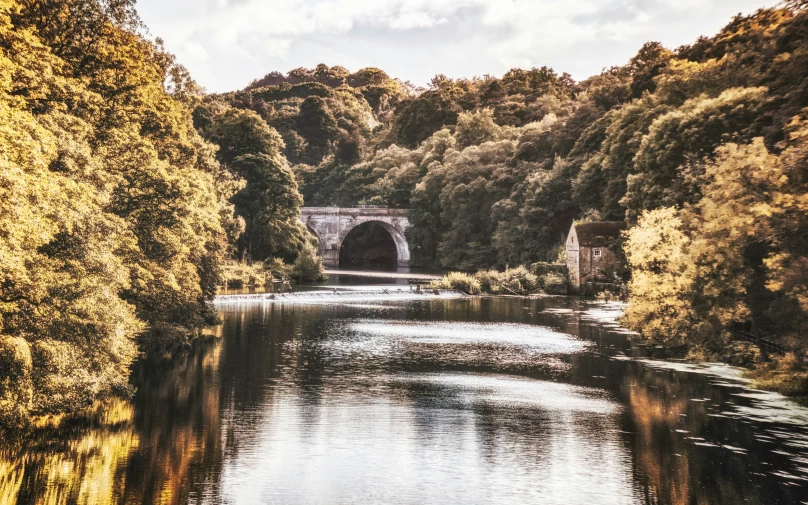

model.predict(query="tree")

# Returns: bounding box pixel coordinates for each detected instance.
[0,0,234,424]
[623,208,696,345]
[623,87,768,220]
[203,108,305,261]
[296,96,340,164]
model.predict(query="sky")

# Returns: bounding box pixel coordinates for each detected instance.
[136,0,778,93]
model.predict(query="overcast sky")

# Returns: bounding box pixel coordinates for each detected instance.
[136,0,777,93]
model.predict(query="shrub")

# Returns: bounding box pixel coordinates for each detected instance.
[222,262,275,289]
[429,272,482,294]
[471,266,539,295]
[292,241,326,282]
[477,266,539,295]
[434,267,542,295]
[264,257,294,280]
[475,269,503,293]
[541,273,568,295]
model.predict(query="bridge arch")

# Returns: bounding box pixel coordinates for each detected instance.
[337,219,410,268]
[300,207,411,267]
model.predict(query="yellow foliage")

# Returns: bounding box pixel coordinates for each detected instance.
[0,0,235,423]
[623,207,696,344]
[625,129,808,360]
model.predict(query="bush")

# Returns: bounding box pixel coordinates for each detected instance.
[474,269,503,293]
[540,272,568,295]
[433,266,547,296]
[264,257,294,280]
[429,272,482,294]
[474,266,538,295]
[292,242,326,282]
[222,261,276,289]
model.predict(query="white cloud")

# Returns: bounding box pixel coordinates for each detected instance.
[136,0,777,92]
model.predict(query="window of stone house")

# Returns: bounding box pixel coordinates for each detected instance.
[593,249,602,257]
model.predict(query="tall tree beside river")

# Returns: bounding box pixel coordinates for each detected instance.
[195,104,308,263]
[0,0,235,426]
[624,128,808,379]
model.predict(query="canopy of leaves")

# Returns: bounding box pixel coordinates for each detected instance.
[0,0,234,425]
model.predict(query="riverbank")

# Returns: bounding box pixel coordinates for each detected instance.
[428,267,567,296]
[589,300,808,401]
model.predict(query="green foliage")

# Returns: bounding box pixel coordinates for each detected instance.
[214,64,385,169]
[432,266,552,296]
[428,272,482,295]
[221,262,270,289]
[5,0,808,421]
[292,240,326,282]
[200,107,306,262]
[623,87,769,219]
[264,258,294,281]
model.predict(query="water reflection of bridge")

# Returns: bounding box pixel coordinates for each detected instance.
[300,207,411,267]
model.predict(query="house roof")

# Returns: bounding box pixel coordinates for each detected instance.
[573,221,626,246]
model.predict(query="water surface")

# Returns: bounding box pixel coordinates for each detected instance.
[2,279,807,504]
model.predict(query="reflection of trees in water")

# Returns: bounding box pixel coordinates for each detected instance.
[4,300,807,504]
[209,304,337,469]
[0,400,136,505]
[122,335,224,505]
[621,365,772,505]
[0,334,230,505]
[623,370,691,505]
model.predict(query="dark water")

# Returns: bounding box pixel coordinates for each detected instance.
[2,281,808,504]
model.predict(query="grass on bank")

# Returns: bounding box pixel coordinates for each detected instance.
[428,265,567,296]
[221,243,327,289]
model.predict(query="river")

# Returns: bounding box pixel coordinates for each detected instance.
[1,274,807,504]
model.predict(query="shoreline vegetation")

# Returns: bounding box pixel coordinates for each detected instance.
[0,0,325,430]
[428,265,567,296]
[2,0,808,429]
[432,264,808,398]
[220,247,327,290]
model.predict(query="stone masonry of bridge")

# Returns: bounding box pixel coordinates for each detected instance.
[300,207,411,267]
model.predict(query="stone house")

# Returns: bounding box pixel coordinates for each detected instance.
[565,221,627,293]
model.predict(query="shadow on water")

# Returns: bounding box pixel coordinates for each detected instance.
[1,291,807,504]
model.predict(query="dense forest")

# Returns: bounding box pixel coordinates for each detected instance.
[202,3,808,392]
[0,0,312,427]
[1,0,807,428]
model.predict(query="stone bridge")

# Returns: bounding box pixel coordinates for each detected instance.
[300,207,411,267]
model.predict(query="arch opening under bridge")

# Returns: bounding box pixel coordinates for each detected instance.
[300,207,411,268]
